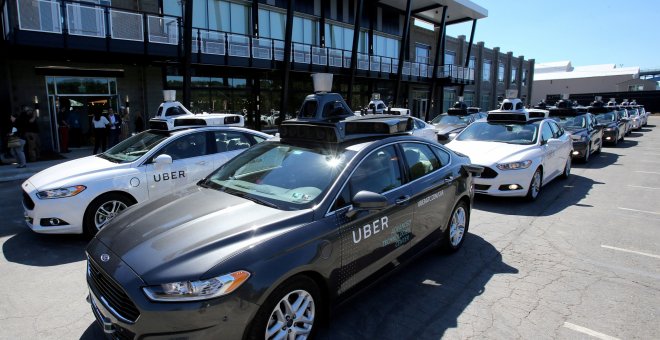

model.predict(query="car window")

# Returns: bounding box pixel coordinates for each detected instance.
[377,103,386,110]
[548,121,562,138]
[402,143,441,180]
[541,123,554,143]
[154,132,207,160]
[212,131,253,153]
[431,146,451,167]
[350,145,402,195]
[322,101,347,117]
[299,100,318,118]
[165,106,186,117]
[414,119,425,129]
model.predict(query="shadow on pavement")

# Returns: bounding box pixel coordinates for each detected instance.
[475,173,603,217]
[2,230,88,266]
[612,139,638,149]
[318,234,517,339]
[572,150,620,170]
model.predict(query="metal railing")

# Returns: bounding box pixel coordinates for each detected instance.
[13,0,475,82]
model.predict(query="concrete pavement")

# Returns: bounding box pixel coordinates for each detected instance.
[0,147,92,183]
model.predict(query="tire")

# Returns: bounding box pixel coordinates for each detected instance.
[613,132,619,146]
[83,193,133,237]
[247,275,321,340]
[582,144,590,163]
[440,201,470,253]
[560,156,571,179]
[595,140,602,154]
[620,131,625,142]
[525,168,542,201]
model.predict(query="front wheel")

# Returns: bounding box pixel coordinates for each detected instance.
[83,193,133,237]
[247,276,321,340]
[560,157,571,179]
[582,144,590,163]
[440,201,470,253]
[525,168,542,201]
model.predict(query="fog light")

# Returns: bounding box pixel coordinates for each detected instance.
[508,184,520,190]
[605,136,611,140]
[40,218,70,226]
[572,151,579,155]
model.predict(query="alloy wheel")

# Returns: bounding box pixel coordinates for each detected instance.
[265,289,315,340]
[449,206,467,247]
[94,200,128,230]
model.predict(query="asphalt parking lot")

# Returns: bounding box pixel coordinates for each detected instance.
[1,117,659,339]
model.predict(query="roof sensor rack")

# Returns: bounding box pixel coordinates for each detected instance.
[280,115,413,143]
[549,99,580,117]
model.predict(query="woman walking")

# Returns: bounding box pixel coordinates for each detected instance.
[92,111,110,154]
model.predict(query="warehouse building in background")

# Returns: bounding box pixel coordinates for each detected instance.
[0,0,533,154]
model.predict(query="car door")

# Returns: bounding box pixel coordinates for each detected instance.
[540,122,560,179]
[586,114,600,151]
[548,121,569,170]
[333,144,414,294]
[210,130,265,169]
[401,142,456,251]
[145,131,213,199]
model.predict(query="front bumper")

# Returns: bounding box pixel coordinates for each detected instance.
[570,141,588,158]
[21,180,85,234]
[472,165,534,197]
[86,239,259,340]
[602,130,617,143]
[631,119,641,129]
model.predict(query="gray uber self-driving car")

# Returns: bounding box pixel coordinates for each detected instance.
[86,115,482,339]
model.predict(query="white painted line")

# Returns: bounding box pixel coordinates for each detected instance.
[601,245,660,260]
[627,185,660,190]
[618,207,660,215]
[634,171,660,175]
[563,322,620,340]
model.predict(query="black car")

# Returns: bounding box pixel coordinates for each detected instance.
[85,115,482,339]
[431,100,483,144]
[591,101,626,146]
[549,100,603,162]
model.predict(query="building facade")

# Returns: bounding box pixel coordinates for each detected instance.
[1,0,533,155]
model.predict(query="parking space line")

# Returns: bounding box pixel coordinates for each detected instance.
[617,207,660,216]
[634,171,660,175]
[627,185,660,190]
[563,322,620,340]
[601,245,660,260]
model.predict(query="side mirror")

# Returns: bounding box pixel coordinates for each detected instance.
[153,154,173,165]
[346,191,388,218]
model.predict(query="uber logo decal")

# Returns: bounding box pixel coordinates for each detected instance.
[352,216,389,244]
[153,171,186,182]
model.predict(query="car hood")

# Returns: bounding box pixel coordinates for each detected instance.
[27,155,129,189]
[446,141,537,166]
[564,127,587,136]
[434,124,465,135]
[96,186,310,283]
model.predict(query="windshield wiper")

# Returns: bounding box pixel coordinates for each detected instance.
[232,191,279,209]
[96,153,121,163]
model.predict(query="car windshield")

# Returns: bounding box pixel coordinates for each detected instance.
[627,109,639,116]
[551,115,587,129]
[431,115,470,125]
[456,121,539,145]
[99,130,170,163]
[202,142,355,210]
[595,113,615,123]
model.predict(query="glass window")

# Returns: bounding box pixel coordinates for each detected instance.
[415,44,430,63]
[541,123,553,143]
[522,69,528,86]
[511,67,517,84]
[468,57,475,69]
[402,143,441,180]
[349,145,401,194]
[445,52,455,65]
[457,121,539,145]
[548,121,563,138]
[163,1,182,17]
[192,0,207,29]
[481,94,490,110]
[482,60,491,81]
[205,143,354,210]
[156,132,208,160]
[498,63,505,83]
[442,89,456,112]
[230,2,248,34]
[212,131,252,152]
[270,11,285,39]
[431,146,451,167]
[258,9,270,37]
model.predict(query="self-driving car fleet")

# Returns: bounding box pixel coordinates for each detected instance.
[18,80,653,339]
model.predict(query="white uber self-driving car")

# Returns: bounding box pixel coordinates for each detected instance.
[22,125,271,236]
[446,97,573,200]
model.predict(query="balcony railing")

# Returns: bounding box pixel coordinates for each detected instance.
[12,0,475,83]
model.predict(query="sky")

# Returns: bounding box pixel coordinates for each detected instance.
[445,0,660,69]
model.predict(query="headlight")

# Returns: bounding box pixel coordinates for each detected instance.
[36,185,86,199]
[497,160,532,170]
[142,270,250,302]
[604,127,614,131]
[570,134,586,142]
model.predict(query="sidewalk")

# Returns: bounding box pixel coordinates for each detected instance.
[0,147,93,183]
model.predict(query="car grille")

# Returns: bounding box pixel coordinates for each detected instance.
[23,190,35,210]
[474,184,491,191]
[88,259,140,323]
[480,167,498,179]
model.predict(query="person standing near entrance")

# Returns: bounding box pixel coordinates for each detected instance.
[22,106,40,162]
[92,111,110,154]
[58,106,70,153]
[7,114,26,168]
[107,107,122,147]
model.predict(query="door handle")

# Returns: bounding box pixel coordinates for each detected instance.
[395,195,411,205]
[444,176,454,184]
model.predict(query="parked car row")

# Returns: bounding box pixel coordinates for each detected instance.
[18,84,652,339]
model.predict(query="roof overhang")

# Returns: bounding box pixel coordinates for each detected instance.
[379,0,487,25]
